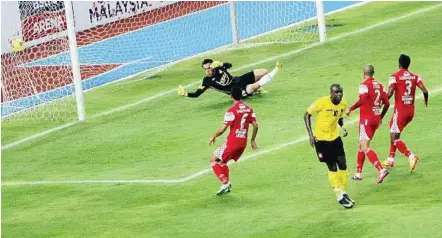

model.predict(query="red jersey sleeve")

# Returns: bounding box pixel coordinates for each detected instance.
[349,83,369,111]
[223,110,235,126]
[416,74,424,87]
[249,109,256,123]
[389,75,397,90]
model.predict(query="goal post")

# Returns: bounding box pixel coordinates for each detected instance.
[316,0,327,43]
[229,1,239,45]
[64,1,85,121]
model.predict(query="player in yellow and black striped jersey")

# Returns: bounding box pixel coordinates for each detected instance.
[304,83,355,209]
[177,59,283,98]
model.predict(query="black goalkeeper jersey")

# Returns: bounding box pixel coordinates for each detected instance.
[187,63,236,97]
[202,67,234,94]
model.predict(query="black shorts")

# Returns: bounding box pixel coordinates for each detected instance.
[233,71,255,92]
[314,137,345,163]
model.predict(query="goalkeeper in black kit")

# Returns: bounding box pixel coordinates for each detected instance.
[178,59,283,98]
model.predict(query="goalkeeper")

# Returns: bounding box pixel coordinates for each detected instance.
[178,59,283,98]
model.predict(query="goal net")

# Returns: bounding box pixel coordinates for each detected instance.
[1,1,323,122]
[1,1,76,121]
[235,1,319,45]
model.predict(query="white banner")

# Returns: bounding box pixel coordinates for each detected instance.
[72,1,177,31]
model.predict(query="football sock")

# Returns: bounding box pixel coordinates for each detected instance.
[257,67,279,87]
[356,151,365,173]
[222,164,230,184]
[337,170,349,191]
[394,140,412,157]
[211,162,228,184]
[328,171,342,200]
[389,142,396,158]
[365,149,383,171]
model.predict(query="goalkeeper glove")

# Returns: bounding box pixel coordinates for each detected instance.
[210,61,223,69]
[177,85,187,96]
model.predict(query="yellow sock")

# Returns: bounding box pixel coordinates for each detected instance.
[337,170,349,191]
[328,171,341,197]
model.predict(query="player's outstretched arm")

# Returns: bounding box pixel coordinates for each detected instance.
[417,84,429,106]
[347,93,368,116]
[178,85,208,98]
[250,121,259,151]
[209,124,229,145]
[187,87,207,98]
[304,112,316,148]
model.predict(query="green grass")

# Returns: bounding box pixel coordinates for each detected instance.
[2,2,442,237]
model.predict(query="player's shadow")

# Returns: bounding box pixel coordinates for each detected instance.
[191,190,256,210]
[350,167,428,206]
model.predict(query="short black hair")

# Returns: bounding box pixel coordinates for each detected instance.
[231,86,243,101]
[202,59,213,67]
[399,54,411,69]
[363,64,375,76]
[330,83,342,92]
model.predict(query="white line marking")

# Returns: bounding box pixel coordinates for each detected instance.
[1,121,80,150]
[3,87,441,186]
[2,3,441,151]
[88,83,198,119]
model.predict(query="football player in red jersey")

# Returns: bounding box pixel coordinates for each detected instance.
[383,54,428,172]
[208,86,259,195]
[346,65,390,183]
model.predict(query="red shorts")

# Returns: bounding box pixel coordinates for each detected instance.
[389,108,414,133]
[359,118,381,141]
[214,141,246,163]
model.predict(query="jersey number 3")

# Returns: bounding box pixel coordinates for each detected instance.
[405,80,412,95]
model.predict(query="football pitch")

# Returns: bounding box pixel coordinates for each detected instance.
[2,2,442,237]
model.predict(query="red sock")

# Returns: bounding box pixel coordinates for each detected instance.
[389,142,396,158]
[356,151,365,173]
[365,149,383,171]
[222,164,230,183]
[395,140,411,157]
[211,163,228,184]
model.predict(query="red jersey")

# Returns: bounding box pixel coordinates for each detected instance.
[350,78,389,121]
[223,101,256,147]
[389,69,424,111]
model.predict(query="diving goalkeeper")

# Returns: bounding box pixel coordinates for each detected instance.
[178,59,283,98]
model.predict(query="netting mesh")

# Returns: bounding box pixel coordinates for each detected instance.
[236,1,318,44]
[1,1,76,120]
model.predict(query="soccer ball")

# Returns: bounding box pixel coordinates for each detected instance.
[11,39,24,52]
